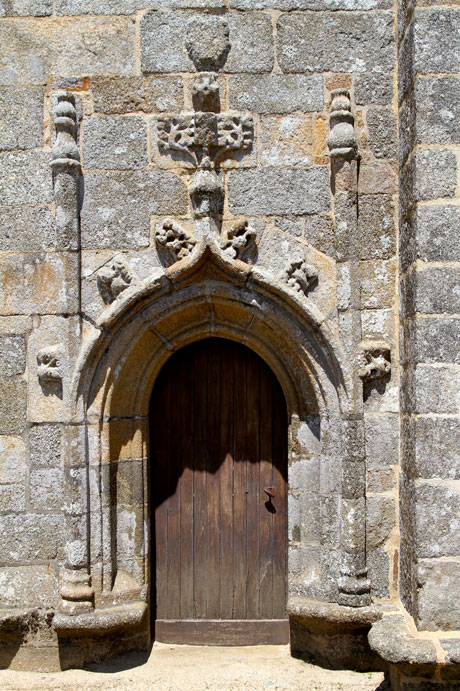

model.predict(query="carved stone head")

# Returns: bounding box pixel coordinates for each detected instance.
[37,344,63,384]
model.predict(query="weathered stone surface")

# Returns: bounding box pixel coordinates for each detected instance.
[82,116,148,171]
[355,72,394,105]
[304,215,335,257]
[358,159,397,195]
[365,414,398,469]
[441,638,460,665]
[92,76,183,114]
[141,11,274,73]
[259,115,313,167]
[56,0,225,13]
[412,316,460,365]
[413,418,460,480]
[229,75,323,114]
[415,205,460,262]
[0,17,135,86]
[0,87,43,150]
[414,9,460,74]
[0,514,62,564]
[358,195,395,260]
[29,424,62,467]
[415,268,460,315]
[0,335,25,377]
[0,207,55,251]
[415,76,460,145]
[408,365,460,414]
[366,107,397,159]
[30,468,63,511]
[362,308,394,342]
[0,0,52,15]
[413,149,457,201]
[0,436,26,484]
[0,378,26,435]
[0,151,52,205]
[367,496,396,550]
[368,613,437,664]
[418,560,460,630]
[81,171,187,249]
[415,484,460,558]
[367,549,390,598]
[0,565,57,608]
[0,483,25,512]
[360,259,395,308]
[232,0,391,7]
[277,12,394,74]
[228,168,330,216]
[0,252,79,315]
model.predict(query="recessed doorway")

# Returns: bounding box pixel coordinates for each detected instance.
[150,337,288,645]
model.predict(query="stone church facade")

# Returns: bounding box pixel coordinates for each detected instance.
[0,1,459,688]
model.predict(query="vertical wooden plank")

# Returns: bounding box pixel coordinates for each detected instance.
[152,368,169,620]
[206,340,222,618]
[272,377,288,619]
[219,341,235,619]
[180,348,194,618]
[259,360,274,619]
[193,343,208,618]
[166,356,181,619]
[232,343,248,619]
[246,350,260,618]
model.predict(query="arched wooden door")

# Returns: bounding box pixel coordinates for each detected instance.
[150,338,288,645]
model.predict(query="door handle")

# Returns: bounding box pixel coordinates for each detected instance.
[263,486,275,499]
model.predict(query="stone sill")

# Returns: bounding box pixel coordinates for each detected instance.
[367,604,460,667]
[53,601,147,638]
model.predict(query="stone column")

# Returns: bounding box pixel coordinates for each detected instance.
[329,90,370,607]
[51,92,93,614]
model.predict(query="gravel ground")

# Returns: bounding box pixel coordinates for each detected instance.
[0,644,385,690]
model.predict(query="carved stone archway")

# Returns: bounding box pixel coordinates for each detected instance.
[53,243,369,653]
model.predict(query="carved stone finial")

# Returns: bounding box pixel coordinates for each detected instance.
[37,344,63,385]
[185,16,231,72]
[155,219,196,265]
[96,256,136,305]
[222,219,257,262]
[359,342,391,381]
[282,257,318,296]
[328,89,357,159]
[51,91,80,170]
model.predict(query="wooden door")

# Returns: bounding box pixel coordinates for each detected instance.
[150,338,288,645]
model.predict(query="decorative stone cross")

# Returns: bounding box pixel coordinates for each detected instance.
[154,16,255,263]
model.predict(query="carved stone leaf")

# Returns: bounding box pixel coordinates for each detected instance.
[282,258,318,296]
[222,219,257,262]
[155,219,196,265]
[216,115,254,154]
[157,115,195,154]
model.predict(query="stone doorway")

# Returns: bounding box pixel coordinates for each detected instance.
[149,338,289,645]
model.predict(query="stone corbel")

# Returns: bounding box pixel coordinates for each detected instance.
[96,255,138,305]
[359,341,391,381]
